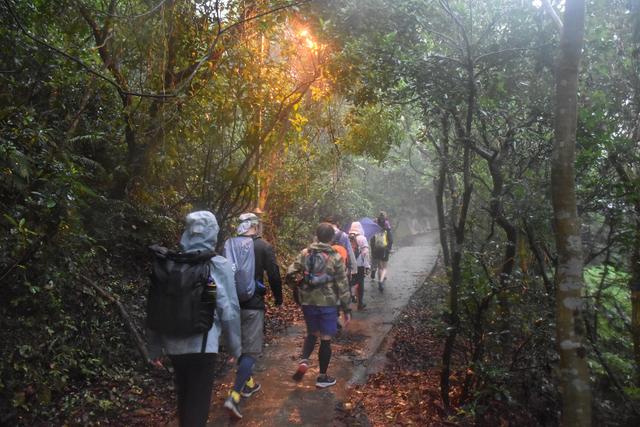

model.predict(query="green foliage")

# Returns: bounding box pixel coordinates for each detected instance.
[340,105,405,161]
[584,266,635,389]
[585,266,631,313]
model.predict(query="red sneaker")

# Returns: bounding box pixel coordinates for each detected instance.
[292,359,309,382]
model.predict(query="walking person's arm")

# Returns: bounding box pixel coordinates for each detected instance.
[332,256,351,325]
[286,250,306,286]
[286,250,307,305]
[147,329,164,366]
[360,237,371,270]
[264,243,283,306]
[216,264,242,358]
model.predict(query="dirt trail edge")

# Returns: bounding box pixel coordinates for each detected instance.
[207,231,439,426]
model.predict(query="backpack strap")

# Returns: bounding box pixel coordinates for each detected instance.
[309,249,317,271]
[201,261,214,353]
[201,331,209,353]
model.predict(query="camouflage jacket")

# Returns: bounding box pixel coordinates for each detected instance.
[286,242,351,311]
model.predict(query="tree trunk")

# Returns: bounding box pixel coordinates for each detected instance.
[440,185,471,408]
[435,113,451,269]
[524,219,554,295]
[487,156,517,291]
[630,208,640,384]
[440,46,475,408]
[630,2,640,385]
[487,155,517,349]
[550,1,592,425]
[434,170,450,268]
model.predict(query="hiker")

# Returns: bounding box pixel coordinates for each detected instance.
[370,211,391,281]
[370,212,393,292]
[348,221,371,310]
[223,212,283,419]
[322,215,358,326]
[148,211,241,427]
[331,235,350,331]
[380,210,392,230]
[322,215,357,277]
[286,222,351,387]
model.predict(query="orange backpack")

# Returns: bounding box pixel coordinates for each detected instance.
[332,244,347,266]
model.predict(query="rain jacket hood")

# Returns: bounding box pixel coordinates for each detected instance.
[180,211,219,252]
[348,221,365,236]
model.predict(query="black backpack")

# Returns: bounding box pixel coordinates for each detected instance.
[147,244,217,338]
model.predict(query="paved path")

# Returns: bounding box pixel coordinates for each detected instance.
[207,232,439,426]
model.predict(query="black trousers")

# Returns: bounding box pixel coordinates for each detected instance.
[354,266,366,307]
[169,353,217,427]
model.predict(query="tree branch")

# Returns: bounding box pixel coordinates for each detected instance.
[542,0,564,33]
[81,275,151,365]
[76,0,170,20]
[474,44,551,65]
[175,0,312,92]
[4,0,173,99]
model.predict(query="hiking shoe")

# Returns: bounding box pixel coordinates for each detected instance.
[378,280,384,292]
[224,395,243,419]
[241,381,261,398]
[316,374,337,388]
[292,359,309,382]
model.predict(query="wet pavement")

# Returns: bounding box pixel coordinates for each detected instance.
[206,232,439,426]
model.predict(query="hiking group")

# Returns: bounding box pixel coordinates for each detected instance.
[146,210,393,426]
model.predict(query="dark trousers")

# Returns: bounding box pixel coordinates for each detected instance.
[170,353,217,427]
[354,266,366,307]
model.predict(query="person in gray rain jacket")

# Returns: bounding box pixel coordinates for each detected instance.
[148,211,241,427]
[348,221,371,310]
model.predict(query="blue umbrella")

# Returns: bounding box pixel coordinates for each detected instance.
[357,217,382,241]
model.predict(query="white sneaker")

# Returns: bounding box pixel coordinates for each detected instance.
[316,374,337,388]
